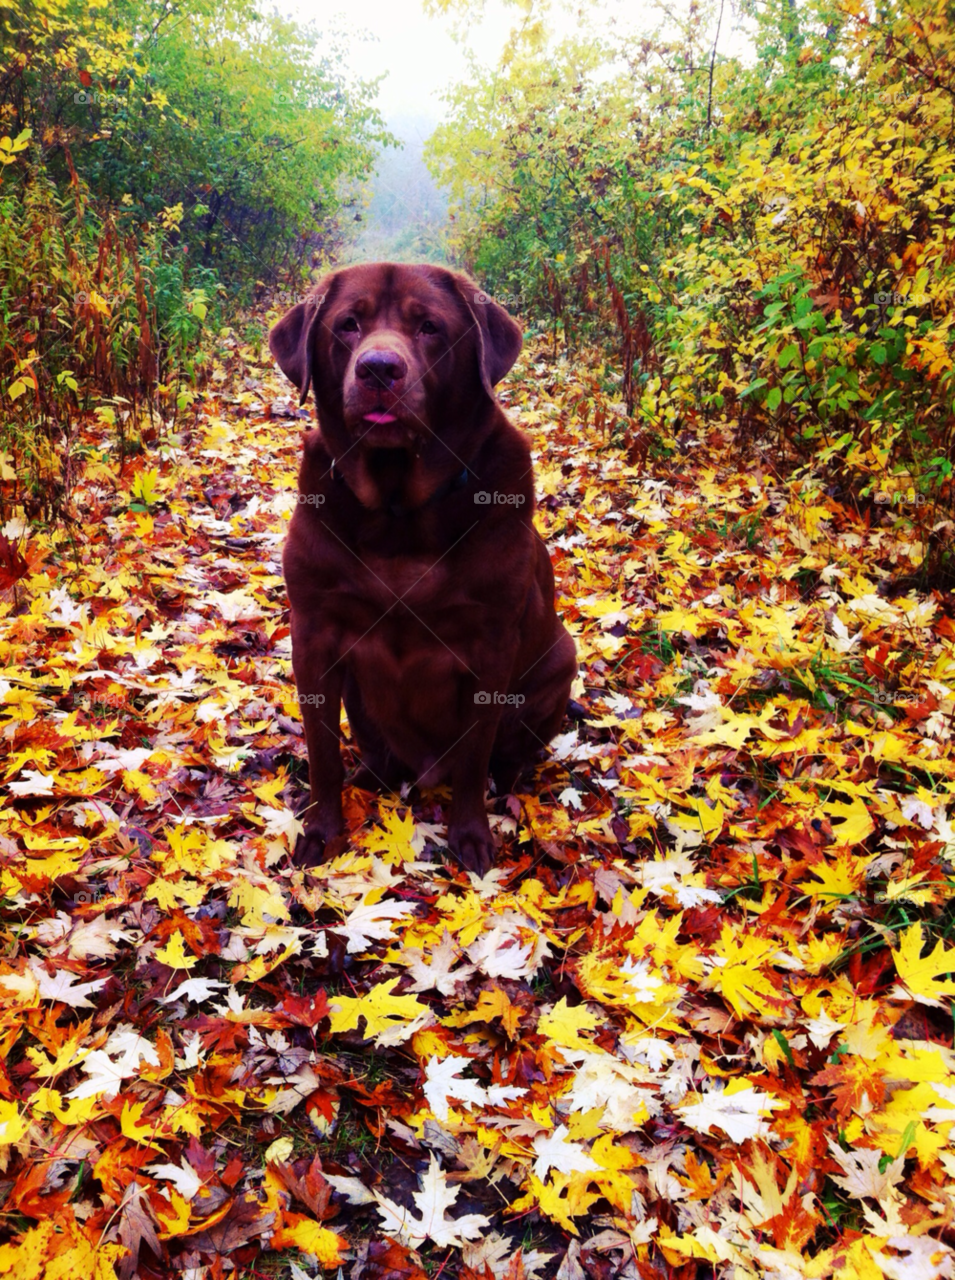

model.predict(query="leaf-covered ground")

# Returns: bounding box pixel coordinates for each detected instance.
[2,332,955,1280]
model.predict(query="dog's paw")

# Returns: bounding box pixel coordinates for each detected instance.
[448,819,496,878]
[347,764,385,793]
[293,825,346,870]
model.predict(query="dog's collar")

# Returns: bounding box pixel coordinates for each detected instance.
[329,460,469,518]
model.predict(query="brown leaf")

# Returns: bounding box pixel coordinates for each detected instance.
[351,1238,428,1280]
[189,1192,275,1256]
[118,1181,162,1280]
[268,1153,333,1218]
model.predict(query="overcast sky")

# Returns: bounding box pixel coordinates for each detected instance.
[293,0,566,124]
[290,0,748,130]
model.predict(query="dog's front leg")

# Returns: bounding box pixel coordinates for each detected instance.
[447,673,512,877]
[291,620,346,867]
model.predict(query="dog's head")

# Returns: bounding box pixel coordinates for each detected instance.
[268,263,522,459]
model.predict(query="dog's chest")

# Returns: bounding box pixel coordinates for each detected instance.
[355,551,454,612]
[336,553,474,688]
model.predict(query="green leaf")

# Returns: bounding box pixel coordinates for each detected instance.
[767,387,782,411]
[777,343,799,369]
[772,1029,796,1069]
[739,378,768,398]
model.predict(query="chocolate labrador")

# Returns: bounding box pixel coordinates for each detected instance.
[269,263,576,874]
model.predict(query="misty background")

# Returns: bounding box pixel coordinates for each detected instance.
[343,114,450,264]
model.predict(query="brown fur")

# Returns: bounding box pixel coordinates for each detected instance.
[269,262,576,873]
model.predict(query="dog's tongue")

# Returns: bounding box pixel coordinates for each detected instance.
[363,412,398,424]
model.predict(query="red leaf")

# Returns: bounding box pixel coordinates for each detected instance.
[0,535,29,594]
[280,989,329,1027]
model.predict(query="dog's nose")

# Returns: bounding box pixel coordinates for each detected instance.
[355,349,407,388]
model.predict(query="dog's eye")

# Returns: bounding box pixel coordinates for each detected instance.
[339,317,359,333]
[419,320,438,335]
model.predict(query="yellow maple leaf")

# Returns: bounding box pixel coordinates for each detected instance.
[25,1022,93,1079]
[0,1219,54,1278]
[658,1224,728,1265]
[264,1135,295,1165]
[447,986,522,1038]
[802,933,845,975]
[511,1172,600,1234]
[880,872,943,909]
[0,1216,125,1280]
[327,979,429,1043]
[363,809,420,865]
[657,605,711,636]
[0,1100,28,1146]
[872,1080,949,1162]
[833,1238,884,1280]
[155,930,197,971]
[577,593,630,628]
[120,1099,161,1146]
[272,1215,345,1266]
[15,848,83,880]
[433,891,486,947]
[411,1027,450,1060]
[704,926,789,1021]
[253,771,290,807]
[227,879,290,928]
[893,923,955,1006]
[823,796,876,848]
[29,1088,98,1127]
[798,849,872,909]
[566,1107,605,1141]
[631,910,704,982]
[162,826,236,876]
[576,949,683,1031]
[537,998,600,1053]
[588,1132,639,1209]
[670,797,725,841]
[155,1188,192,1238]
[122,768,158,803]
[232,940,300,984]
[145,878,207,910]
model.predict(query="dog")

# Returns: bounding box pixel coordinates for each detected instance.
[269,263,576,874]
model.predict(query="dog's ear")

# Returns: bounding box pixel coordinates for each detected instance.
[450,272,523,394]
[268,281,332,406]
